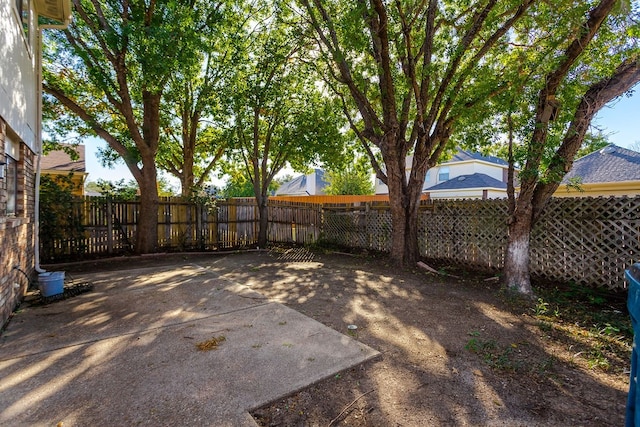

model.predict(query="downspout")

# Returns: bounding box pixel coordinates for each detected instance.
[34,16,72,273]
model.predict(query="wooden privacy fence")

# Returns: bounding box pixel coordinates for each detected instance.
[41,197,322,261]
[322,196,640,289]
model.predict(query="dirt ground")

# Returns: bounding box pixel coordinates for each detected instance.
[57,249,630,426]
[242,248,628,427]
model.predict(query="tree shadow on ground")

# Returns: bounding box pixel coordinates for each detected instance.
[0,251,628,426]
[212,251,628,426]
[3,253,363,425]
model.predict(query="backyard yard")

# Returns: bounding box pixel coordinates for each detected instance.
[40,248,631,426]
[243,248,631,426]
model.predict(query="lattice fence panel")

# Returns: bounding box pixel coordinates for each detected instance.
[421,199,508,269]
[323,196,639,289]
[365,208,392,251]
[322,208,369,249]
[322,205,394,251]
[530,197,640,288]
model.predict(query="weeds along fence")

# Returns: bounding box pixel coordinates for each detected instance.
[40,197,322,262]
[41,195,639,289]
[322,196,640,289]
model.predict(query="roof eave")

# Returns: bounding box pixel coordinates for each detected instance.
[34,0,72,25]
[425,187,508,193]
[555,180,640,193]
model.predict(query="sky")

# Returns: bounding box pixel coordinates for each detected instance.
[84,89,640,186]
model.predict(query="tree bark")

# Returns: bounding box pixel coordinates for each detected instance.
[503,202,534,295]
[125,91,162,254]
[257,201,269,248]
[178,106,198,196]
[136,159,159,254]
[254,179,269,248]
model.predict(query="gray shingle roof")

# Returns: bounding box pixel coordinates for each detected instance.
[449,149,508,166]
[561,144,640,184]
[275,169,328,196]
[425,173,507,191]
[40,144,86,172]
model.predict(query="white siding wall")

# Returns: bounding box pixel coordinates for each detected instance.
[486,189,508,199]
[448,161,504,181]
[376,159,508,194]
[0,0,38,149]
[427,188,508,199]
[470,162,504,181]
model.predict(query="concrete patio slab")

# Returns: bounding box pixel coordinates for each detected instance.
[0,255,379,426]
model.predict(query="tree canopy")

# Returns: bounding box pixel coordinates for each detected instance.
[221,5,347,245]
[297,0,539,265]
[478,0,640,295]
[324,156,374,195]
[41,0,640,269]
[43,0,229,252]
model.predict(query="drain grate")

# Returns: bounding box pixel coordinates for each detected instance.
[269,247,315,262]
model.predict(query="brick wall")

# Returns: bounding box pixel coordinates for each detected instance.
[0,119,5,214]
[0,117,36,327]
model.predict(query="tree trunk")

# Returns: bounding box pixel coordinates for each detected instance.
[386,152,407,265]
[403,195,421,264]
[180,150,195,196]
[254,175,269,248]
[134,91,162,254]
[136,161,159,254]
[180,119,197,196]
[257,199,268,248]
[386,151,423,266]
[503,202,534,296]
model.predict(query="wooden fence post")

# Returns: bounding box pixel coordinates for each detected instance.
[107,199,113,254]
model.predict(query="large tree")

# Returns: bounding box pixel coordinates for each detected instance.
[224,8,345,247]
[299,0,536,265]
[157,79,225,197]
[43,0,224,252]
[500,0,640,295]
[155,6,249,196]
[324,155,374,195]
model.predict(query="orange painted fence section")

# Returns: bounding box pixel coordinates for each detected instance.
[270,194,428,204]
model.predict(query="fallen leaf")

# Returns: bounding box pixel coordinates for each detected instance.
[196,336,226,351]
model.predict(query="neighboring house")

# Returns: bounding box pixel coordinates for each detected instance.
[424,173,508,200]
[555,144,640,197]
[41,144,88,196]
[0,0,71,325]
[275,169,328,196]
[375,149,511,199]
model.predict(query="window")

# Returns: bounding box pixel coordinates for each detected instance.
[6,156,18,216]
[15,0,30,40]
[438,166,450,182]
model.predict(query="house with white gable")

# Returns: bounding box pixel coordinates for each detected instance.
[0,0,71,325]
[375,149,512,200]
